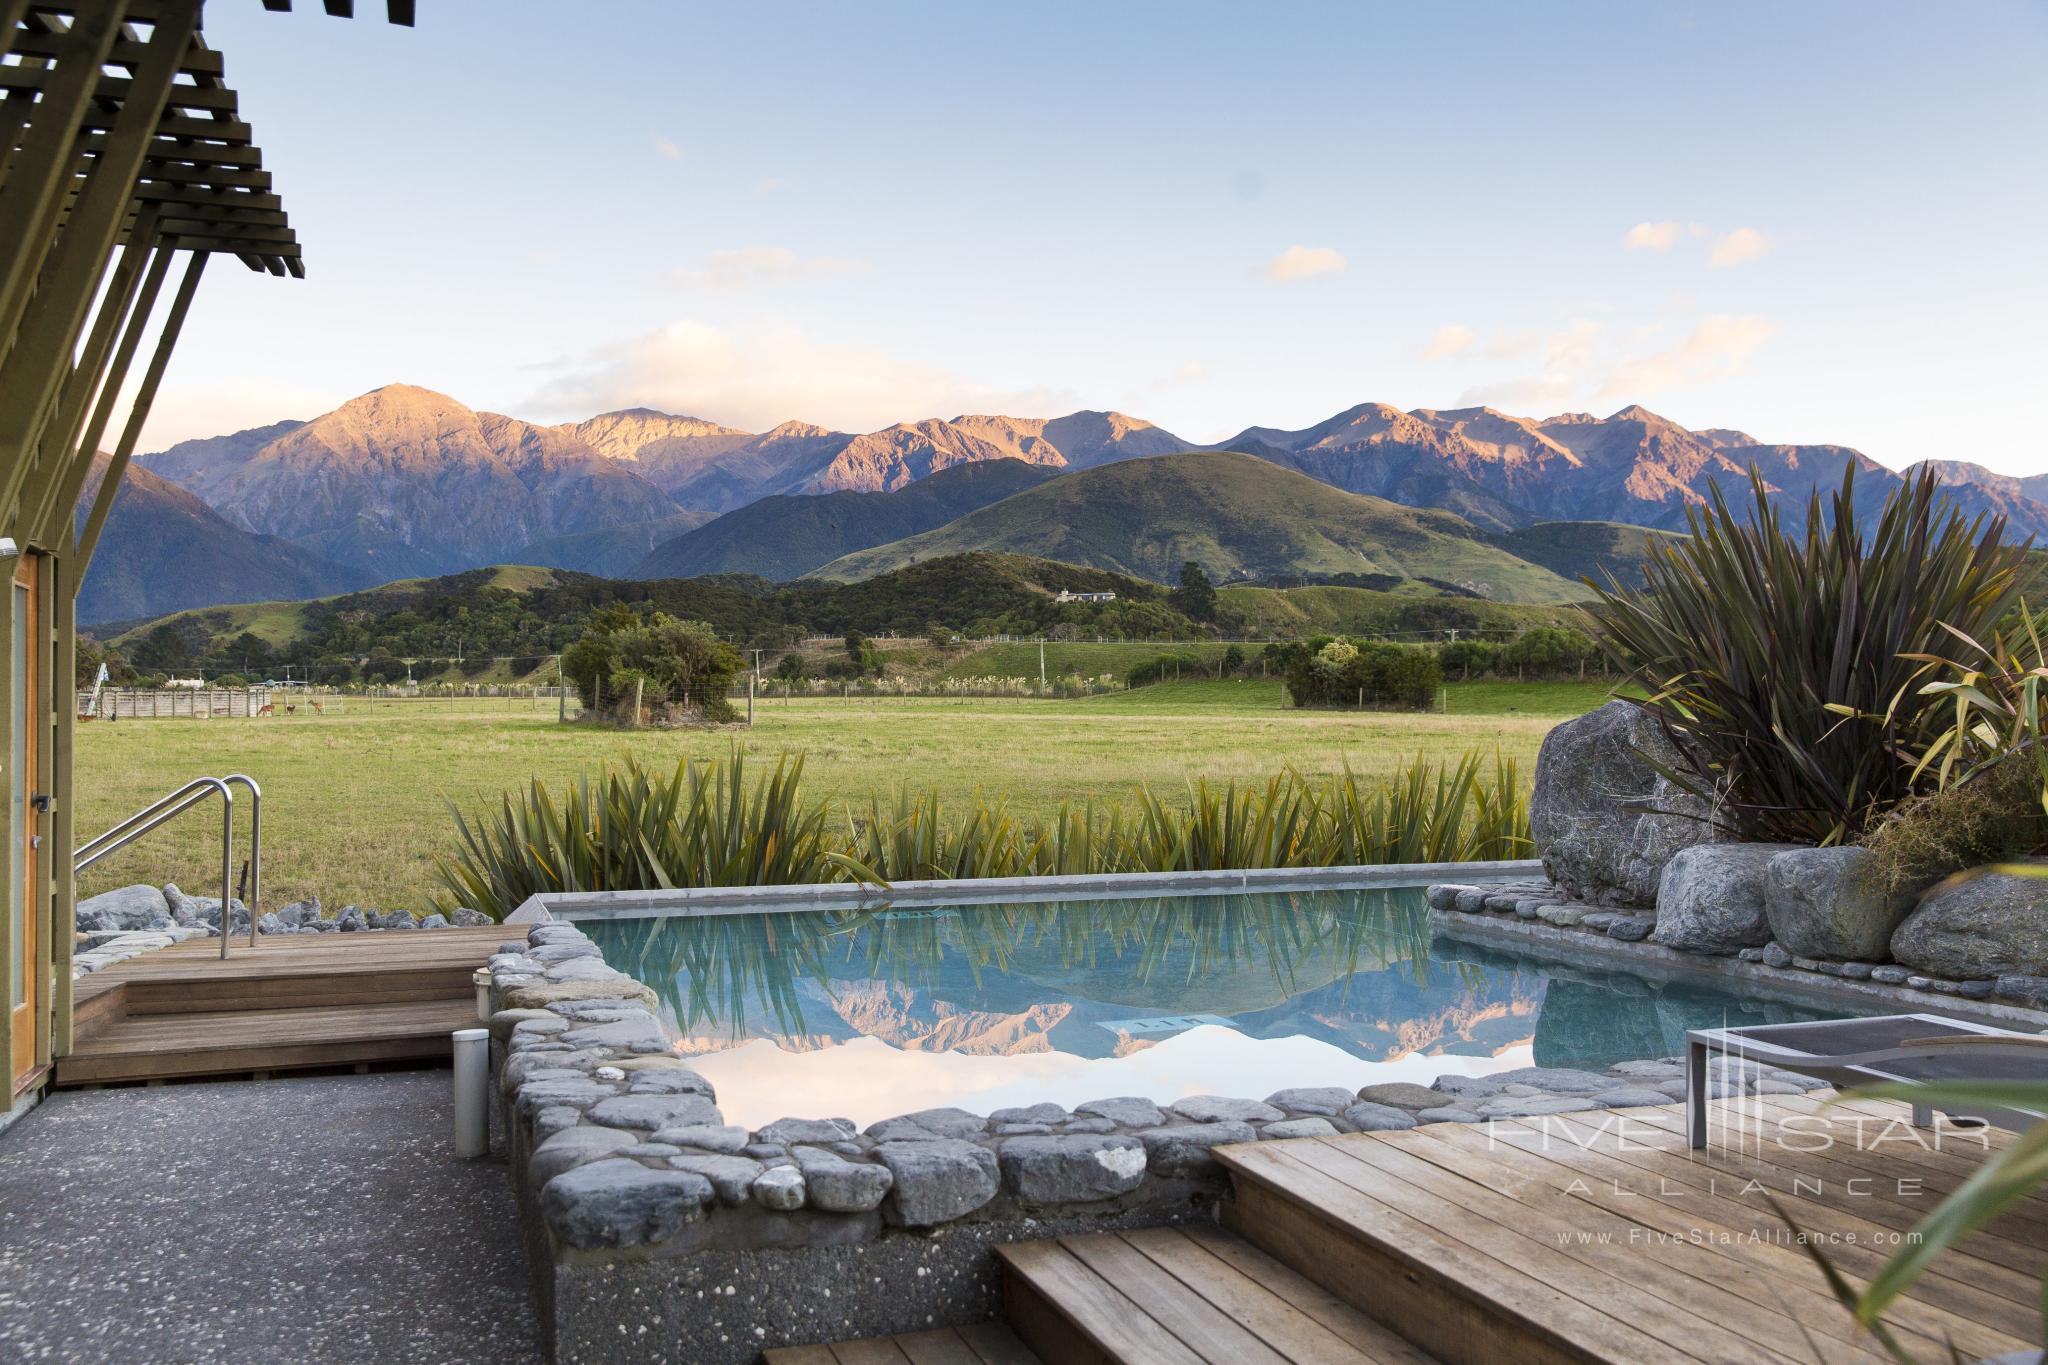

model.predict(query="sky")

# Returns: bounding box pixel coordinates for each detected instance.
[134,0,2048,474]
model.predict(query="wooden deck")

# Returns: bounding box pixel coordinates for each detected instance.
[56,925,504,1084]
[782,1094,2047,1365]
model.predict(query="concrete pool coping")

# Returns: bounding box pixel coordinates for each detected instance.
[1433,907,2048,1032]
[507,858,1547,923]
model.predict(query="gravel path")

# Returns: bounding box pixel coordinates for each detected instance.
[0,1070,541,1364]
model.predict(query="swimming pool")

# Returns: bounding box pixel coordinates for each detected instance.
[575,883,1862,1128]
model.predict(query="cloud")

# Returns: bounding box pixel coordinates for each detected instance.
[1708,227,1772,267]
[1622,221,1686,252]
[669,246,868,290]
[1261,245,1347,283]
[524,320,1073,433]
[1422,325,1476,361]
[1455,319,1602,411]
[653,136,682,162]
[750,176,790,196]
[1598,314,1775,398]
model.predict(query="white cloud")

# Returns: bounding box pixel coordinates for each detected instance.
[1455,319,1602,411]
[653,136,682,162]
[1622,221,1686,252]
[669,246,868,290]
[1421,325,1476,361]
[1598,314,1775,398]
[1708,227,1772,267]
[525,320,1073,433]
[1261,245,1347,283]
[750,176,790,196]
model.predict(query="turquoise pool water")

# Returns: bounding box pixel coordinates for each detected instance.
[577,884,1861,1128]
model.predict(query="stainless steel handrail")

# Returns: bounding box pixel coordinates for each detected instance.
[76,776,240,959]
[221,774,261,951]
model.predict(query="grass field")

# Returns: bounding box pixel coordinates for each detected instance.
[73,681,1614,912]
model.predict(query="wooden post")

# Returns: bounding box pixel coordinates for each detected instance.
[633,676,644,728]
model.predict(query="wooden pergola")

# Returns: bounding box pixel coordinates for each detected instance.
[0,0,412,1105]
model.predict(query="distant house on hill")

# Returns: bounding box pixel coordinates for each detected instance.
[1055,589,1117,603]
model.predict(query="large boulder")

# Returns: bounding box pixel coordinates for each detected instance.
[1764,846,1918,961]
[1530,701,1723,907]
[75,884,171,933]
[1655,843,1806,954]
[1891,869,2048,980]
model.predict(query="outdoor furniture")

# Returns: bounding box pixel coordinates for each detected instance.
[1686,1013,2048,1149]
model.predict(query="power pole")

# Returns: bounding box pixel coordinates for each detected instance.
[1038,638,1046,695]
[750,649,762,726]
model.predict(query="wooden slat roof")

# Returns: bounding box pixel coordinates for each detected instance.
[6,1,415,278]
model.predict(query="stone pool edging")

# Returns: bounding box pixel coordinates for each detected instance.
[1429,880,2048,1029]
[487,877,1839,1364]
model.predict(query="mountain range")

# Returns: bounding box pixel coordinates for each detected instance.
[84,381,2047,624]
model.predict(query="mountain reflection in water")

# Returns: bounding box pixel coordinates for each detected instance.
[578,886,1851,1127]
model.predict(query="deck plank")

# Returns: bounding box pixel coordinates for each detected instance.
[997,1240,1206,1365]
[1058,1232,1291,1365]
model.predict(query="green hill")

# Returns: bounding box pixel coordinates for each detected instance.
[1483,521,1679,588]
[807,451,1590,604]
[1218,583,1591,639]
[633,458,1056,580]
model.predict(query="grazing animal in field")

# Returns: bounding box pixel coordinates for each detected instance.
[256,702,274,717]
[309,700,324,713]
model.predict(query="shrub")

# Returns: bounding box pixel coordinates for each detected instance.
[1125,651,1204,687]
[1497,626,1598,677]
[1437,639,1499,679]
[1284,638,1441,709]
[562,612,741,722]
[438,749,1531,917]
[1859,757,2048,891]
[1586,468,2026,844]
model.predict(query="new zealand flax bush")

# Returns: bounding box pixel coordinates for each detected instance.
[437,748,1530,918]
[1586,467,2026,844]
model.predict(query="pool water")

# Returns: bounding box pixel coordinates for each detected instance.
[577,885,1860,1129]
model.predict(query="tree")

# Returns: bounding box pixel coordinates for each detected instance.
[775,652,807,682]
[1168,561,1217,622]
[132,624,189,673]
[562,613,743,722]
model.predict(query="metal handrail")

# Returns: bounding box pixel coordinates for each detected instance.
[76,776,242,960]
[222,774,261,951]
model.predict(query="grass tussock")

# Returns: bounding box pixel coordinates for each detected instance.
[437,747,1531,918]
[1858,756,2048,892]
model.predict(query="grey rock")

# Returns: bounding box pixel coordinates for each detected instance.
[529,1125,642,1184]
[1538,902,1591,928]
[750,1164,806,1210]
[1424,883,1467,910]
[743,1143,787,1161]
[1530,699,1723,906]
[1170,1095,1284,1124]
[1429,1074,1508,1099]
[1608,1059,1683,1079]
[1870,964,1913,984]
[1416,1106,1483,1123]
[1259,1117,1340,1139]
[1075,1096,1165,1127]
[1762,942,1794,969]
[335,905,366,932]
[75,884,172,933]
[894,1107,991,1139]
[791,1147,893,1213]
[586,1095,721,1131]
[1351,1082,1444,1111]
[540,1159,712,1248]
[1341,1101,1418,1131]
[863,1116,946,1142]
[1265,1086,1358,1115]
[1591,1088,1672,1108]
[995,1122,1054,1136]
[450,907,492,927]
[989,1102,1068,1126]
[1486,1066,1615,1094]
[1765,846,1919,960]
[650,1124,750,1153]
[1134,1122,1258,1176]
[277,896,317,926]
[668,1153,765,1205]
[1606,915,1656,942]
[1905,975,1935,991]
[533,1106,585,1141]
[874,1139,1000,1226]
[1060,1117,1119,1135]
[1655,842,1805,953]
[1995,974,2048,1005]
[1835,961,1877,980]
[1580,911,1622,931]
[1793,956,1826,972]
[1892,870,2048,980]
[1513,900,1542,919]
[1452,889,1491,913]
[626,1069,715,1097]
[417,913,449,929]
[257,913,287,935]
[514,1078,614,1118]
[559,1015,670,1053]
[1737,947,1766,962]
[759,1117,858,1145]
[998,1134,1147,1203]
[531,940,602,965]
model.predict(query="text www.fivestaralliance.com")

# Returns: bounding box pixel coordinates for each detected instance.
[1553,1228,1922,1248]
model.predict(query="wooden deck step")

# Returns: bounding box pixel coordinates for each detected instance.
[994,1226,1436,1365]
[763,1320,1041,1364]
[1212,1099,2048,1365]
[54,997,480,1084]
